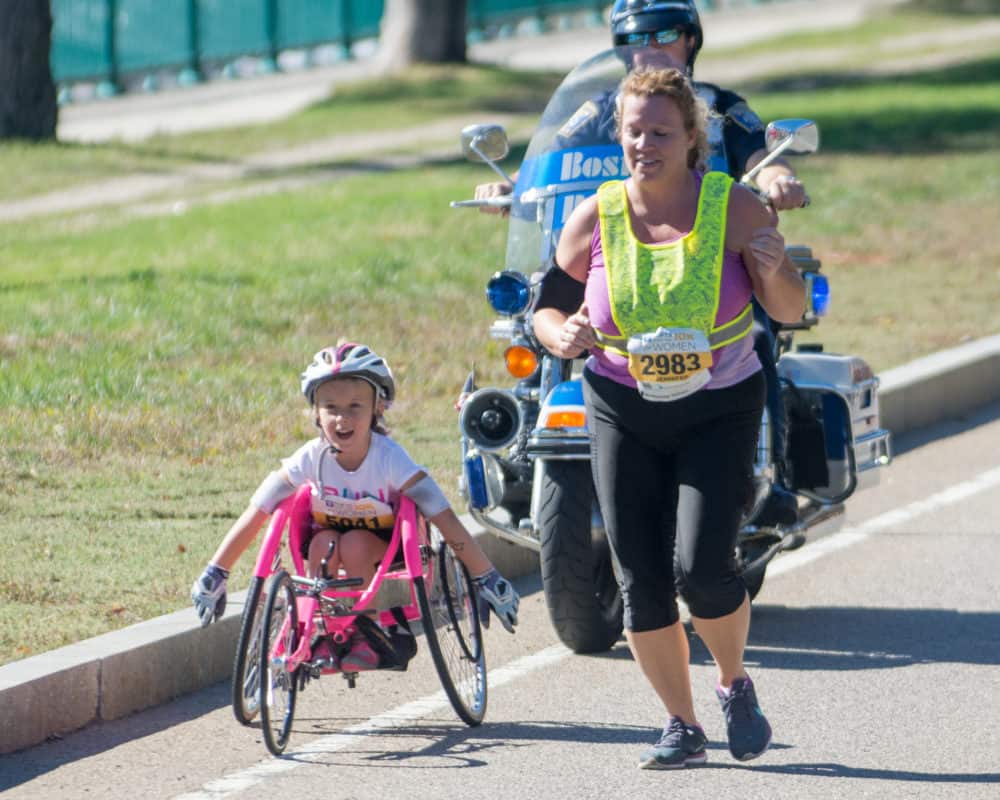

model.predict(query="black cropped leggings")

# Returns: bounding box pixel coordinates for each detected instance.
[584,369,765,632]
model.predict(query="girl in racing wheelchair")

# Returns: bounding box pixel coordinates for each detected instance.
[192,342,519,670]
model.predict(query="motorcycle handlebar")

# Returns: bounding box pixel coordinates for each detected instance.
[450,197,514,209]
[741,179,811,211]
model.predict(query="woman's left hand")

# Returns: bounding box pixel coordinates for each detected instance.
[746,227,786,283]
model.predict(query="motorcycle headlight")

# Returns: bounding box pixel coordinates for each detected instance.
[486,271,532,316]
[805,271,830,317]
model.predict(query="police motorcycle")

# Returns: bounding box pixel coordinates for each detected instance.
[451,50,893,653]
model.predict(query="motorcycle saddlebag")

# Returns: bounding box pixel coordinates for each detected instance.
[778,352,892,502]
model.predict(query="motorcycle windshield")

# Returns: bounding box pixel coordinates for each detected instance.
[505,50,628,274]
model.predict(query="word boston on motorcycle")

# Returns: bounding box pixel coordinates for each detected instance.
[451,51,892,654]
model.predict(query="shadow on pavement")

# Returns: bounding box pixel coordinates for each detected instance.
[716,604,999,671]
[0,681,231,792]
[740,762,1000,784]
[281,718,656,771]
[585,603,1000,672]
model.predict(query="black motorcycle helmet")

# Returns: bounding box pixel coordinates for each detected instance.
[610,0,704,73]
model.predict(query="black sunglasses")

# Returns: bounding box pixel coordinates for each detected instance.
[614,28,687,48]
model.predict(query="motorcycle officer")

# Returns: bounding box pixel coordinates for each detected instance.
[474,0,807,526]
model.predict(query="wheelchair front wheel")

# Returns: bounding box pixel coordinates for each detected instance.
[232,576,265,725]
[259,570,299,755]
[414,540,487,726]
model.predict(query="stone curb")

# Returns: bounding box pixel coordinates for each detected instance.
[1,335,998,754]
[878,334,1000,437]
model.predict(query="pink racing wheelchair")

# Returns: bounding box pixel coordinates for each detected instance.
[230,485,487,755]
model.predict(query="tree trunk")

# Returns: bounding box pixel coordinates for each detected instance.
[378,0,467,73]
[0,0,58,140]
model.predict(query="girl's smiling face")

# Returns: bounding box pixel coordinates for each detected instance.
[314,377,379,468]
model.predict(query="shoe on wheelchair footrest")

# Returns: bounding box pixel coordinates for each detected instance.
[309,634,340,674]
[340,635,380,672]
[754,487,799,528]
[350,614,416,672]
[387,627,418,670]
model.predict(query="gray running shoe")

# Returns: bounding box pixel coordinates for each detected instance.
[717,675,772,761]
[638,716,708,770]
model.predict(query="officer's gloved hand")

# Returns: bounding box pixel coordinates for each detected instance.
[191,563,229,627]
[472,568,519,633]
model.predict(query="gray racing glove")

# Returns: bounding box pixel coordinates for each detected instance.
[191,563,229,627]
[472,568,519,633]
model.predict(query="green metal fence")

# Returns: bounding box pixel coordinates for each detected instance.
[50,1,790,91]
[468,0,604,30]
[51,0,385,86]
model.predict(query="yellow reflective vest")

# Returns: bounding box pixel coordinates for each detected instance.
[593,172,752,356]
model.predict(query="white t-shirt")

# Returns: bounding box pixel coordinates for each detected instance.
[277,433,424,535]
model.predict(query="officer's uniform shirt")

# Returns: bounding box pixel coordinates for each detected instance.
[553,82,766,179]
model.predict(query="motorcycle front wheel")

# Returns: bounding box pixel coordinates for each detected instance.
[537,460,623,653]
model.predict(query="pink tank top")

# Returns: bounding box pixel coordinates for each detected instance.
[584,174,761,390]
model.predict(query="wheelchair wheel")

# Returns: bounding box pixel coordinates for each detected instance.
[259,570,299,755]
[232,576,265,725]
[414,539,487,726]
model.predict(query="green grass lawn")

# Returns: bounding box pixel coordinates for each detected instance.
[0,163,514,663]
[2,6,1000,664]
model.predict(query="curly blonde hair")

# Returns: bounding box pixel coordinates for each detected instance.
[615,67,709,171]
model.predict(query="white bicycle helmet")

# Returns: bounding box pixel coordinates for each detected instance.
[301,343,396,406]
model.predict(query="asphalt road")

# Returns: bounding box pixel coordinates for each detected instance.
[3,401,998,799]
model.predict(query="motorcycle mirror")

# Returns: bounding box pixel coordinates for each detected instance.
[742,118,819,186]
[460,123,515,186]
[461,124,510,163]
[765,119,819,155]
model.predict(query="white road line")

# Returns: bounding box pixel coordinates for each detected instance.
[174,644,571,800]
[768,463,1000,577]
[175,465,1000,799]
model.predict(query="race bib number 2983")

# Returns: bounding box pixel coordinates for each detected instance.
[626,327,713,402]
[634,350,706,379]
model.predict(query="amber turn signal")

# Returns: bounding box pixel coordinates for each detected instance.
[542,410,586,429]
[504,345,538,379]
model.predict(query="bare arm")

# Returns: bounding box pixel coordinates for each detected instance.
[745,149,808,211]
[428,508,492,576]
[210,504,270,571]
[728,185,806,324]
[209,468,296,570]
[533,196,598,358]
[398,471,492,576]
